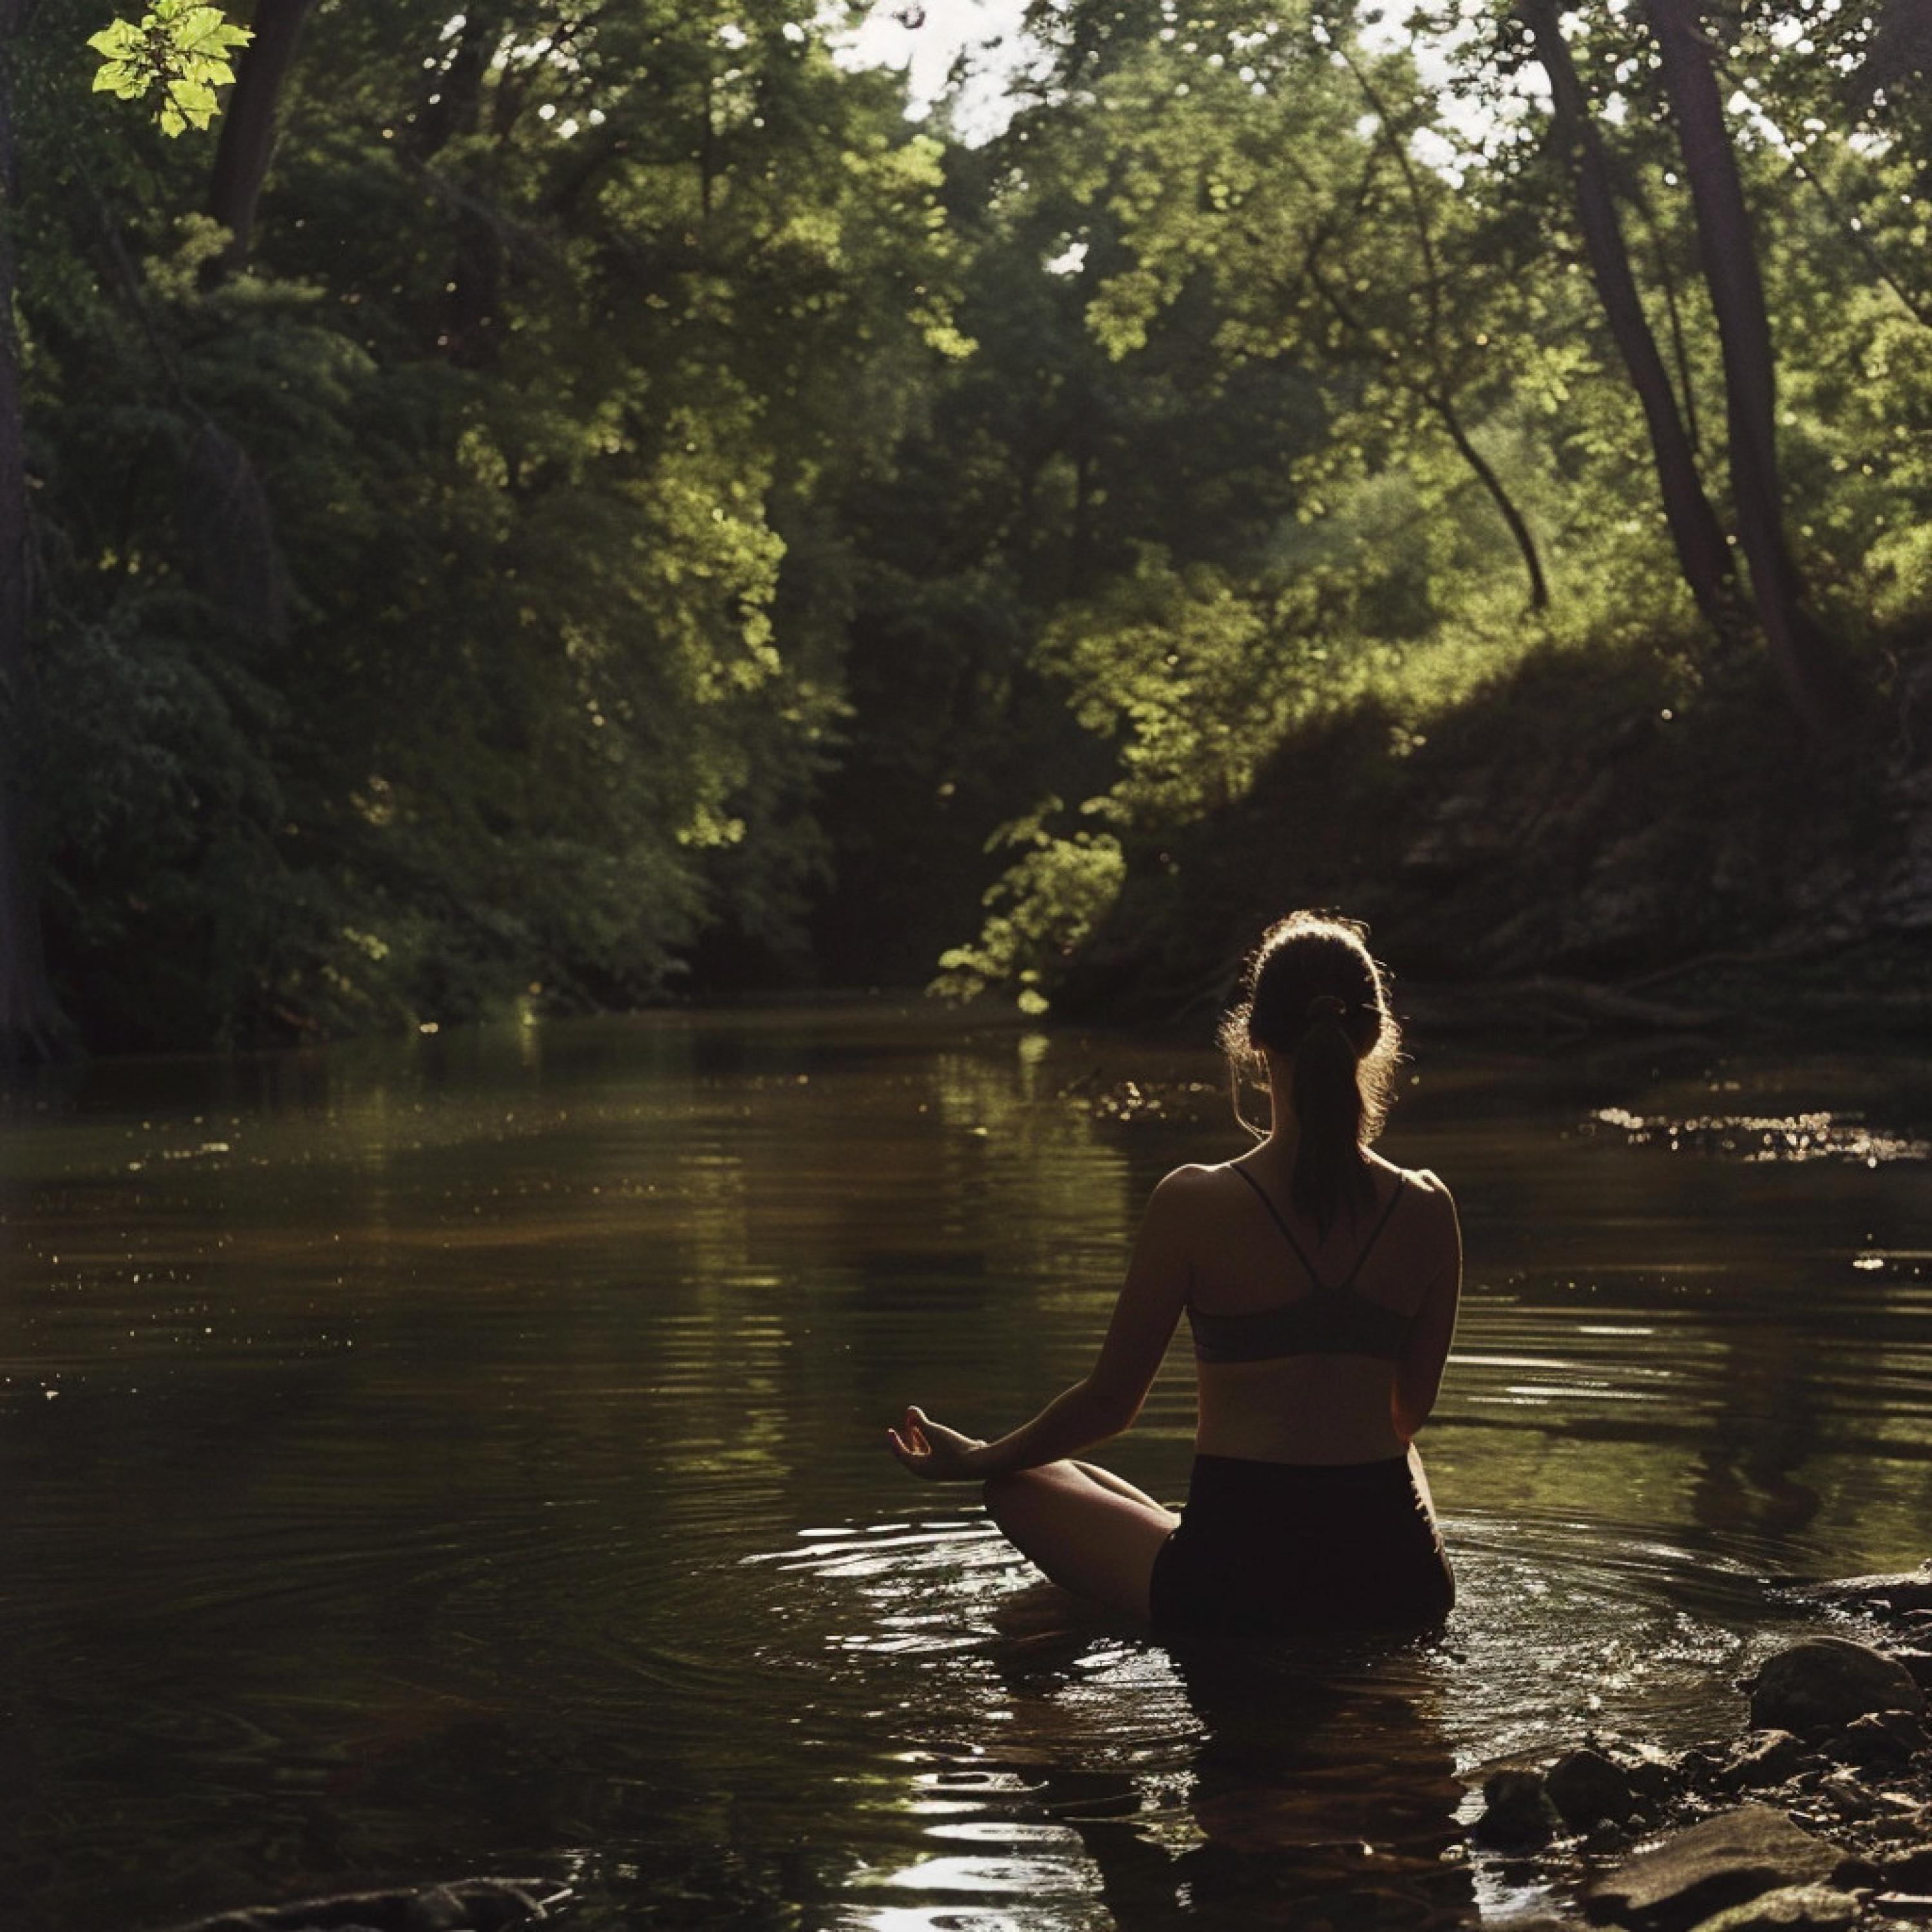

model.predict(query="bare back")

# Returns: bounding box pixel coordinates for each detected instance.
[1182,1153,1460,1463]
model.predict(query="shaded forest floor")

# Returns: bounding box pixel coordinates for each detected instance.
[1050,627,1932,1045]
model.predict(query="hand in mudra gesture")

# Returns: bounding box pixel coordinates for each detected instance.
[886,1405,986,1481]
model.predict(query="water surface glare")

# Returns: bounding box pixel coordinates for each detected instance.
[3,1008,1929,1931]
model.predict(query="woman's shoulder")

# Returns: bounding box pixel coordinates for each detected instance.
[1141,1159,1256,1222]
[1392,1161,1452,1196]
[1148,1160,1236,1202]
[1368,1155,1457,1214]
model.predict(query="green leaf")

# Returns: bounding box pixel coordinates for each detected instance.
[176,7,238,55]
[88,6,252,134]
[86,21,140,55]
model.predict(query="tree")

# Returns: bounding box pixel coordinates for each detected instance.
[0,0,71,1066]
[204,0,313,273]
[1645,0,1849,730]
[1520,0,1741,638]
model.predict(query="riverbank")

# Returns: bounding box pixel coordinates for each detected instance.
[1470,1564,1932,1930]
[1048,632,1932,1045]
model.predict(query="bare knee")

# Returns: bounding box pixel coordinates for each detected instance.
[982,1464,1055,1531]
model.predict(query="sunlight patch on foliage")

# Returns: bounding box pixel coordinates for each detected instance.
[89,3,251,136]
[932,802,1126,1010]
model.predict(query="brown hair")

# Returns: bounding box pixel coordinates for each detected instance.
[1217,911,1402,1235]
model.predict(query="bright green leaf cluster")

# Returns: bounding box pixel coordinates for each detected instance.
[88,2,252,137]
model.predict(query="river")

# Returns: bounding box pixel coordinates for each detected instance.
[3,1003,1928,1930]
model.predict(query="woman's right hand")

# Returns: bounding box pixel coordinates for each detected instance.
[886,1405,988,1481]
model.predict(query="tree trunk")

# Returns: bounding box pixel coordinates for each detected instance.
[1430,391,1550,612]
[1334,41,1550,613]
[1524,0,1741,639]
[1647,0,1850,732]
[0,0,71,1065]
[205,0,316,276]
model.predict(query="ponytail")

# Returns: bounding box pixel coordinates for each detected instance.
[1290,996,1368,1236]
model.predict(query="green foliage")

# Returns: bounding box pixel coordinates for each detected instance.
[933,801,1126,1012]
[15,0,1932,1043]
[88,2,251,135]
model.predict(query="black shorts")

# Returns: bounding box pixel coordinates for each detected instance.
[1148,1450,1454,1639]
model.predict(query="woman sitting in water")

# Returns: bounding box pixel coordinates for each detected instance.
[888,911,1460,1637]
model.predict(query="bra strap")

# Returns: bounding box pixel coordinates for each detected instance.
[1332,1171,1406,1293]
[1230,1162,1406,1294]
[1229,1163,1323,1287]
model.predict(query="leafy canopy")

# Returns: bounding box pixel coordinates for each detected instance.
[88,1,251,136]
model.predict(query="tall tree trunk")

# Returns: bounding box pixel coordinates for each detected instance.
[1647,0,1850,732]
[205,0,315,276]
[1524,0,1741,639]
[0,0,71,1065]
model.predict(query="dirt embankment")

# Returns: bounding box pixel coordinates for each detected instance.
[1054,637,1932,1041]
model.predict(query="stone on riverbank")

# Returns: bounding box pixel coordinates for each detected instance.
[1790,1561,1932,1618]
[1716,1730,1812,1794]
[1750,1638,1926,1734]
[1830,1709,1932,1772]
[1683,1883,1862,1931]
[1582,1805,1847,1931]
[1885,1842,1932,1889]
[1895,1649,1932,1696]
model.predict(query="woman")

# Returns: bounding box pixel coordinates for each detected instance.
[887,911,1460,1637]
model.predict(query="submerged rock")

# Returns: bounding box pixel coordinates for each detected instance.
[1582,1804,1847,1931]
[155,1878,562,1932]
[1750,1637,1927,1734]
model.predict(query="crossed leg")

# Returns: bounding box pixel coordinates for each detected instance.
[983,1461,1179,1623]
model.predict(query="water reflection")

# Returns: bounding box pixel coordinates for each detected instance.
[2,1012,1929,1931]
[765,1487,1831,1931]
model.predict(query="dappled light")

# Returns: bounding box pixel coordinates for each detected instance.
[1,0,1928,1057]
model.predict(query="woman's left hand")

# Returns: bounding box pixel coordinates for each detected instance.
[887,1405,987,1481]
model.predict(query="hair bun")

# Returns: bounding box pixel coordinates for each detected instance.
[1305,994,1347,1021]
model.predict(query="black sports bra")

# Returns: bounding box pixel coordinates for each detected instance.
[1187,1166,1410,1364]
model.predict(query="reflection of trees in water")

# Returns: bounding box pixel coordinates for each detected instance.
[1689,1307,1823,1544]
[984,1600,1475,1932]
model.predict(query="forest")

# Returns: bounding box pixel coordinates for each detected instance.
[1,0,1928,1059]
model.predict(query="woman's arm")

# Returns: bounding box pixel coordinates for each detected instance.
[889,1164,1203,1481]
[1392,1174,1461,1443]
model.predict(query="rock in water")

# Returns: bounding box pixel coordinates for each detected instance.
[1582,1805,1844,1931]
[1472,1767,1561,1847]
[1748,1636,1926,1734]
[1685,1884,1861,1931]
[1792,1560,1932,1617]
[1547,1747,1638,1827]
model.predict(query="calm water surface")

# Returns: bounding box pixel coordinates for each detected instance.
[3,1006,1930,1931]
